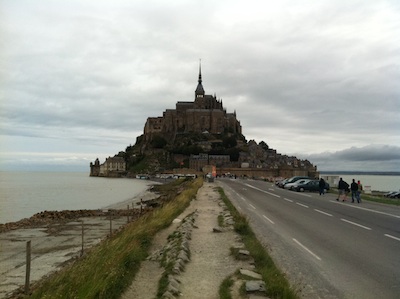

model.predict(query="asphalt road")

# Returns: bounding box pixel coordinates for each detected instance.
[217,178,400,299]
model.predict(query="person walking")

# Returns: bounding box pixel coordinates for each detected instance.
[319,178,326,195]
[356,180,363,203]
[351,179,358,203]
[337,178,349,201]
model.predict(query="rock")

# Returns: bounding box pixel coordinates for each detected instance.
[225,218,235,225]
[172,266,181,275]
[239,249,250,256]
[181,240,189,253]
[175,258,185,270]
[240,269,262,279]
[168,276,180,289]
[213,227,224,233]
[162,290,176,298]
[167,283,180,295]
[178,251,189,262]
[246,280,266,293]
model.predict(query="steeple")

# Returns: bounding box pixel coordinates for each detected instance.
[198,60,202,84]
[195,59,205,98]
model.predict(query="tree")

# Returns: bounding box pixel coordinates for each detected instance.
[222,136,237,148]
[151,135,167,149]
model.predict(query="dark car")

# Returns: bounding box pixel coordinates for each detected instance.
[388,192,400,198]
[384,191,400,198]
[294,180,330,192]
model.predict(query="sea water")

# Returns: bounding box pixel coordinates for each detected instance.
[1,171,399,224]
[320,173,400,192]
[0,171,153,224]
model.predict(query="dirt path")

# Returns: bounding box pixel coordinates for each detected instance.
[121,182,249,299]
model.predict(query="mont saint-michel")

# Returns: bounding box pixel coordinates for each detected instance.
[90,65,318,178]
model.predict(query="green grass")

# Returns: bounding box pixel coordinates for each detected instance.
[219,276,234,299]
[360,193,400,205]
[217,187,299,299]
[29,178,203,299]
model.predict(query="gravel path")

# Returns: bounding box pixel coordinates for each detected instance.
[121,182,249,299]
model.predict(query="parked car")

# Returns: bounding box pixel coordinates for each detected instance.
[284,179,312,190]
[294,180,330,192]
[388,192,400,198]
[280,176,312,188]
[384,191,399,198]
[276,178,289,188]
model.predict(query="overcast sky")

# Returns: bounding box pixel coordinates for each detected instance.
[1,0,399,172]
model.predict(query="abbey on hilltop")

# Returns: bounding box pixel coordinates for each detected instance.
[90,63,318,179]
[143,63,242,142]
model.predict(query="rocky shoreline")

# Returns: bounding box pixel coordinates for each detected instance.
[0,209,143,233]
[0,189,163,234]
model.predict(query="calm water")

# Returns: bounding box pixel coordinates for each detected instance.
[321,173,400,193]
[1,171,399,224]
[0,172,153,224]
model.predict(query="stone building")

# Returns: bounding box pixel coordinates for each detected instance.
[144,64,242,142]
[189,153,231,172]
[90,156,126,177]
[90,158,100,176]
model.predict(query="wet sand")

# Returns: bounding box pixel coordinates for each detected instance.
[0,188,159,299]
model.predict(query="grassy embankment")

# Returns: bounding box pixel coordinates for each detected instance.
[217,187,299,299]
[28,178,298,299]
[28,178,202,299]
[358,193,399,205]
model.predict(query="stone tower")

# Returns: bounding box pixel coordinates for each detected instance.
[143,64,242,141]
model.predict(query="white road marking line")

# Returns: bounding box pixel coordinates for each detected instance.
[268,188,274,191]
[293,238,321,261]
[232,190,246,202]
[384,234,400,242]
[263,215,275,224]
[341,218,372,230]
[244,183,281,198]
[298,193,312,197]
[284,198,293,202]
[296,202,309,208]
[314,209,333,217]
[249,204,256,210]
[330,200,400,219]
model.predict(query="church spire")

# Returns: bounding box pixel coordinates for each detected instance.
[198,59,202,84]
[195,59,205,98]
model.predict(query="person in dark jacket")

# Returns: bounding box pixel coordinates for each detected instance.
[337,178,349,201]
[350,179,358,202]
[319,178,326,195]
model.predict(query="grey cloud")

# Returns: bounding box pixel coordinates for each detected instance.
[335,145,400,161]
[297,145,400,171]
[1,0,399,171]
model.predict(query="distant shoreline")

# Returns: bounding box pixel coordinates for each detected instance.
[320,171,400,176]
[0,186,159,231]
